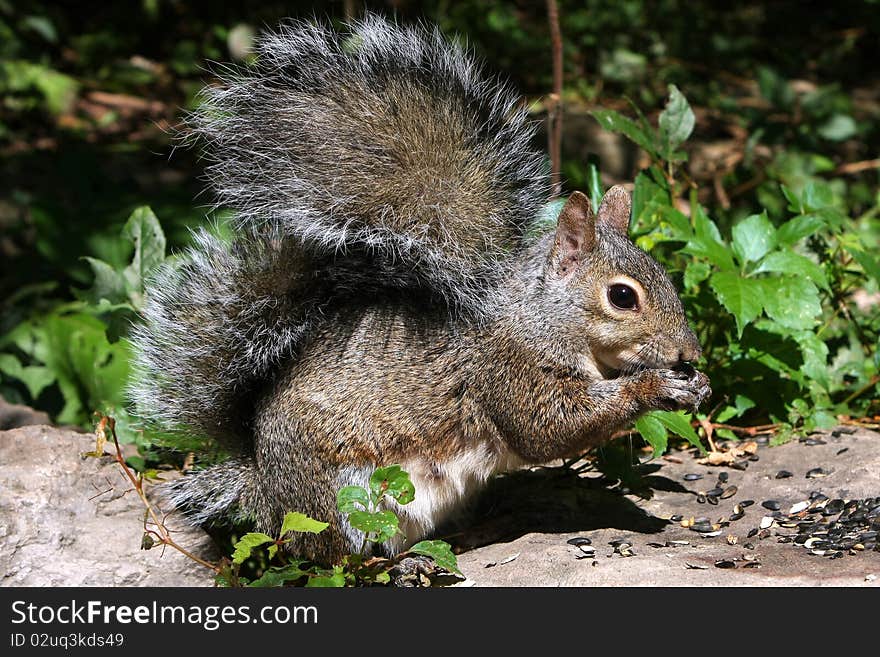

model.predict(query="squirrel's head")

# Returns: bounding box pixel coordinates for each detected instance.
[540,186,700,375]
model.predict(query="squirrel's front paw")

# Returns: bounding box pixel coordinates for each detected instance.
[638,366,711,412]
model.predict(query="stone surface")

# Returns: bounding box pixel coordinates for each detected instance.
[454,427,880,586]
[0,398,51,431]
[0,424,216,587]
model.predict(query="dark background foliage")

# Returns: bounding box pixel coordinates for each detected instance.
[1,0,878,453]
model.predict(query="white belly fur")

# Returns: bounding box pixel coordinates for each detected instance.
[336,444,522,554]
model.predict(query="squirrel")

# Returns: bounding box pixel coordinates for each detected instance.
[130,15,711,565]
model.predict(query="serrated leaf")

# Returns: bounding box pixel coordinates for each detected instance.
[776,213,826,246]
[716,394,755,423]
[683,261,711,289]
[760,277,821,330]
[280,511,328,536]
[590,109,656,154]
[369,465,415,505]
[801,182,836,212]
[709,272,765,336]
[795,332,830,390]
[681,205,735,271]
[348,510,399,543]
[337,485,371,514]
[305,567,346,588]
[231,532,275,565]
[658,84,695,152]
[754,250,828,290]
[635,414,667,458]
[732,212,775,265]
[408,540,462,575]
[652,410,703,453]
[846,247,880,283]
[249,562,311,587]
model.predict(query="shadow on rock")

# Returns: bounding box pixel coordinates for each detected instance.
[446,465,680,552]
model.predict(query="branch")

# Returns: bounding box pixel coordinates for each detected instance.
[96,415,220,573]
[546,0,564,197]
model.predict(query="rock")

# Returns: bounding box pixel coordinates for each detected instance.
[455,427,880,586]
[0,425,216,586]
[0,398,51,430]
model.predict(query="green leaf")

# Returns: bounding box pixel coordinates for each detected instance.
[846,247,880,283]
[754,250,828,291]
[23,16,58,43]
[732,212,775,265]
[632,171,669,230]
[709,272,765,336]
[590,109,656,154]
[369,465,415,505]
[249,562,311,587]
[658,84,695,152]
[801,182,836,212]
[776,214,826,246]
[760,277,821,330]
[279,511,329,536]
[121,207,166,310]
[306,566,346,587]
[337,485,371,514]
[635,414,667,458]
[0,354,55,400]
[652,410,704,454]
[681,204,735,271]
[716,394,756,423]
[585,162,603,213]
[795,332,830,391]
[231,532,275,565]
[79,257,128,305]
[348,510,399,543]
[683,261,711,290]
[408,540,462,575]
[817,114,857,141]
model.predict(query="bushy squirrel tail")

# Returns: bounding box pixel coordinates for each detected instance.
[187,14,548,313]
[129,228,327,447]
[160,457,257,525]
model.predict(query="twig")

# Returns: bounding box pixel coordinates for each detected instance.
[834,159,880,176]
[546,0,564,197]
[97,415,220,573]
[841,375,880,405]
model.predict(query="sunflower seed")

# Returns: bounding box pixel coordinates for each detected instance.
[789,501,810,514]
[806,467,831,478]
[762,500,781,511]
[683,473,703,481]
[567,537,592,547]
[715,559,736,569]
[775,470,793,479]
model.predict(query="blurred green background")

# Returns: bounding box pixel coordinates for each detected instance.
[1,1,878,450]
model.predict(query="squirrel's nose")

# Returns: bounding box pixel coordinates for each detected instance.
[676,327,702,363]
[678,341,702,364]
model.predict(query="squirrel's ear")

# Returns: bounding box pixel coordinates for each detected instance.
[596,185,632,235]
[549,191,595,276]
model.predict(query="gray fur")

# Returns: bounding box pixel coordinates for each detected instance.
[186,14,548,314]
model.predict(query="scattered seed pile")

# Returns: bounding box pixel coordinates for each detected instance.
[563,429,879,572]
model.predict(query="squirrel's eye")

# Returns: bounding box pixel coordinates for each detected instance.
[608,283,638,311]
